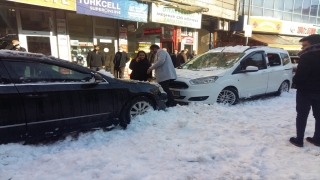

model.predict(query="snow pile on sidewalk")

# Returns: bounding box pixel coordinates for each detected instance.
[1,90,319,180]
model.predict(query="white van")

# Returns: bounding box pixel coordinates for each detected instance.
[169,46,293,105]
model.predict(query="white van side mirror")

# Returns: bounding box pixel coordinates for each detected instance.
[245,66,259,72]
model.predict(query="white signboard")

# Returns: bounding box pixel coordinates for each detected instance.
[244,25,252,37]
[56,19,70,61]
[151,3,202,29]
[281,21,320,36]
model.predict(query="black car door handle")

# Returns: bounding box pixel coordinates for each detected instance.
[26,93,48,98]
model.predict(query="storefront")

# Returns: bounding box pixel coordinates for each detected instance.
[228,16,320,53]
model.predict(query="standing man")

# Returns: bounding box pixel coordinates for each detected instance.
[113,47,129,78]
[289,34,320,147]
[176,50,187,67]
[87,45,105,71]
[147,44,177,107]
[191,50,197,60]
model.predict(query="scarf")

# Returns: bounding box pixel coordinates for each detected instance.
[297,43,320,57]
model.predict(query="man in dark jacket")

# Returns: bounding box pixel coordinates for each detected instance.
[6,40,27,52]
[113,47,129,78]
[87,45,105,71]
[289,34,320,147]
[176,50,187,67]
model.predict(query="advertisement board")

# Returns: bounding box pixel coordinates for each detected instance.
[281,21,320,36]
[8,0,75,10]
[249,17,282,33]
[151,3,202,29]
[77,0,148,22]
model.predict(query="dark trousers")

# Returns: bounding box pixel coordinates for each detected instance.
[159,79,176,107]
[114,67,125,78]
[296,92,320,138]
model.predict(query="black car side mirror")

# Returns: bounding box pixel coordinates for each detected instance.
[94,73,104,83]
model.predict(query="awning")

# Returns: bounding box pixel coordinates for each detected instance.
[237,34,303,50]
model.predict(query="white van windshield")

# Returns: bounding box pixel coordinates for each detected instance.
[181,52,245,70]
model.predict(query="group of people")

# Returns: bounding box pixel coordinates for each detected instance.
[170,48,197,68]
[86,44,178,107]
[0,40,27,52]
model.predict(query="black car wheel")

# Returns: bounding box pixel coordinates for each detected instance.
[216,87,239,105]
[275,80,290,96]
[120,96,155,129]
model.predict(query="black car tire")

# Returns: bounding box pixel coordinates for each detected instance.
[216,87,239,105]
[120,96,155,129]
[275,80,290,96]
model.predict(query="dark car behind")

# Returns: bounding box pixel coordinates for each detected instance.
[0,50,166,143]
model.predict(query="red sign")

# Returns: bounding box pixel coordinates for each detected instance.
[144,28,162,35]
[297,27,317,35]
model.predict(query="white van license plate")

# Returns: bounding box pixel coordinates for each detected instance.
[172,91,180,97]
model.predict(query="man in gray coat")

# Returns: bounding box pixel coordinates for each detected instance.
[147,44,177,107]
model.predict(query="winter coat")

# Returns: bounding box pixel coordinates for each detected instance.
[113,51,130,70]
[129,58,152,81]
[176,52,187,67]
[150,49,177,83]
[86,50,105,67]
[293,43,320,94]
[170,53,178,68]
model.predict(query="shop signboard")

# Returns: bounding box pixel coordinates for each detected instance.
[281,21,320,36]
[181,36,194,45]
[144,28,162,35]
[77,0,148,22]
[8,0,75,11]
[151,3,202,29]
[249,17,282,33]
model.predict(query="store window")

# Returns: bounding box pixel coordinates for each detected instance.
[302,0,311,15]
[264,0,274,9]
[0,7,18,49]
[264,9,274,17]
[251,7,263,16]
[252,0,263,7]
[284,0,294,12]
[293,14,302,22]
[67,13,93,66]
[283,12,292,21]
[20,10,51,31]
[294,0,303,14]
[275,1,284,11]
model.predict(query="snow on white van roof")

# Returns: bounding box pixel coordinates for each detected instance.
[207,46,250,53]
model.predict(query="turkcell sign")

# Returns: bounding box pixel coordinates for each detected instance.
[77,0,148,22]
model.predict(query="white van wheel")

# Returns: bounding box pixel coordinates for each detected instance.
[217,88,238,105]
[275,81,290,96]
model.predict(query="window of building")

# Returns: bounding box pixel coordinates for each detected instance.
[294,0,303,14]
[20,10,51,31]
[293,14,302,22]
[252,0,263,7]
[264,9,274,17]
[274,11,283,19]
[302,15,309,22]
[283,12,292,21]
[0,7,18,49]
[284,0,294,12]
[264,0,274,9]
[302,0,311,15]
[275,1,284,11]
[310,16,316,24]
[251,7,263,16]
[67,13,93,66]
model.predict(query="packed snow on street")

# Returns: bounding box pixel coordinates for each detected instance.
[1,89,319,180]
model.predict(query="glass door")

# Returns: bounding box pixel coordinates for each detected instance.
[16,9,57,57]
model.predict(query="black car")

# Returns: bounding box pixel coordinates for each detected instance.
[0,50,167,143]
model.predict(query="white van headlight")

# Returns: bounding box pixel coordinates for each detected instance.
[189,76,219,85]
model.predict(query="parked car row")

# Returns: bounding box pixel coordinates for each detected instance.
[0,50,167,144]
[170,46,293,105]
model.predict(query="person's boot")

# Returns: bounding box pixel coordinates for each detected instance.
[306,137,320,147]
[289,137,304,147]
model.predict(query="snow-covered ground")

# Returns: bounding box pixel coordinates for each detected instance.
[1,90,319,180]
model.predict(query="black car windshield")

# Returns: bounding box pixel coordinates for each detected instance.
[181,52,245,70]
